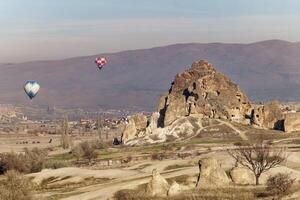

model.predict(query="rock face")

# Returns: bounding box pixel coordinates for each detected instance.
[121,118,137,144]
[122,113,147,144]
[251,101,284,130]
[230,166,255,185]
[124,115,203,146]
[284,112,300,133]
[197,157,230,187]
[130,113,148,131]
[146,169,170,197]
[158,60,251,127]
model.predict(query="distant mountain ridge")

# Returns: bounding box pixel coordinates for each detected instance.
[1,40,300,110]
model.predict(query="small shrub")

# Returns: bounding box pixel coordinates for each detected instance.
[24,147,48,173]
[122,155,132,163]
[266,173,295,197]
[0,152,28,174]
[151,153,167,161]
[0,148,48,174]
[93,140,109,149]
[80,141,98,162]
[0,170,34,200]
[72,145,84,161]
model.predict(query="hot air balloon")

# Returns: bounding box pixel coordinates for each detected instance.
[95,57,107,70]
[24,80,40,99]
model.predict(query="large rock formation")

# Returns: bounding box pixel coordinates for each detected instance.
[196,157,231,187]
[284,112,300,133]
[146,169,170,197]
[122,113,148,144]
[158,60,252,127]
[122,60,253,145]
[251,101,284,130]
[124,115,204,145]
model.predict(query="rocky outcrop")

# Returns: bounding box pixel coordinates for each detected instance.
[124,115,203,146]
[130,113,148,131]
[122,60,253,145]
[158,60,251,127]
[168,181,189,197]
[122,113,147,144]
[230,166,255,185]
[146,169,170,197]
[284,112,300,133]
[122,118,137,144]
[251,101,284,130]
[196,157,230,187]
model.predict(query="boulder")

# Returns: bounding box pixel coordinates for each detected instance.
[230,166,255,185]
[197,157,230,187]
[158,60,252,127]
[284,112,300,133]
[167,181,188,197]
[251,101,284,130]
[146,169,170,197]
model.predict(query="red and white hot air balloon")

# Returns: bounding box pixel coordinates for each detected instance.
[95,57,107,70]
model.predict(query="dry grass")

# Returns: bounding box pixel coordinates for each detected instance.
[0,148,48,174]
[0,170,34,200]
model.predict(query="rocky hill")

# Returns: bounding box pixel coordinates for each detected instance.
[122,60,253,145]
[157,60,251,127]
[1,40,300,110]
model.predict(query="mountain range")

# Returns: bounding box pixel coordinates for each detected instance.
[1,40,300,111]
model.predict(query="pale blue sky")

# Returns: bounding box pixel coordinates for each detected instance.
[0,0,300,62]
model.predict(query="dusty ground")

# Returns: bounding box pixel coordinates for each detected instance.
[0,133,100,153]
[28,149,300,200]
[1,120,300,200]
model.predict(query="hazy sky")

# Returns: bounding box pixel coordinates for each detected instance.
[1,0,300,62]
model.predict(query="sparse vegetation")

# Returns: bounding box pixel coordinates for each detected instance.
[266,173,295,197]
[151,152,167,161]
[114,186,257,200]
[0,148,47,174]
[164,164,192,171]
[72,144,84,162]
[228,142,286,185]
[0,170,34,200]
[72,141,98,163]
[44,160,70,169]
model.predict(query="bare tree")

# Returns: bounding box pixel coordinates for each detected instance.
[61,116,71,149]
[228,142,286,185]
[97,116,103,140]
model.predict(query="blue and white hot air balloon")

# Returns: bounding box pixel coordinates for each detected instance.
[24,80,40,99]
